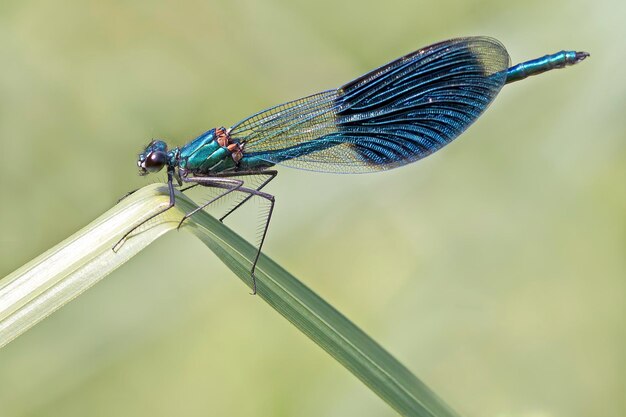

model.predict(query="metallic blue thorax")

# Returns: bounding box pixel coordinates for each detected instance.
[174,129,276,175]
[176,129,238,174]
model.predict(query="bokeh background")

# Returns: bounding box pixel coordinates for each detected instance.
[0,0,623,416]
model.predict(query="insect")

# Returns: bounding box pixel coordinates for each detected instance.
[114,37,588,293]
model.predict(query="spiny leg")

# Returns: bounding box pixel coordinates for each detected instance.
[182,175,275,295]
[119,181,198,204]
[177,170,276,216]
[179,171,277,222]
[216,170,278,222]
[117,189,138,204]
[250,191,275,295]
[118,174,196,204]
[112,168,176,252]
[180,183,199,193]
[176,177,244,230]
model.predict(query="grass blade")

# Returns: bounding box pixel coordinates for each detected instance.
[0,184,461,417]
[0,185,182,347]
[187,196,462,417]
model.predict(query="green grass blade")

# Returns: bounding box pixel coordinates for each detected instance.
[188,202,462,417]
[0,184,183,347]
[0,184,461,417]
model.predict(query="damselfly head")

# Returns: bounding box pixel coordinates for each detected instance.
[137,140,168,175]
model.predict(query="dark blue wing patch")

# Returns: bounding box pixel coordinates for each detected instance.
[231,37,510,173]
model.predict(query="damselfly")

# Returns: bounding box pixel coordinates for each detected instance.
[114,37,588,293]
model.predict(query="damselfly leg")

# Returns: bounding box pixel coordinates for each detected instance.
[218,171,278,222]
[112,168,176,252]
[175,177,245,229]
[180,172,276,295]
[177,171,277,221]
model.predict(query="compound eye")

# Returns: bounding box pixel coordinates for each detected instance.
[144,151,167,172]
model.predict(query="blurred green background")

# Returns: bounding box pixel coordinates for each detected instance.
[0,0,624,416]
